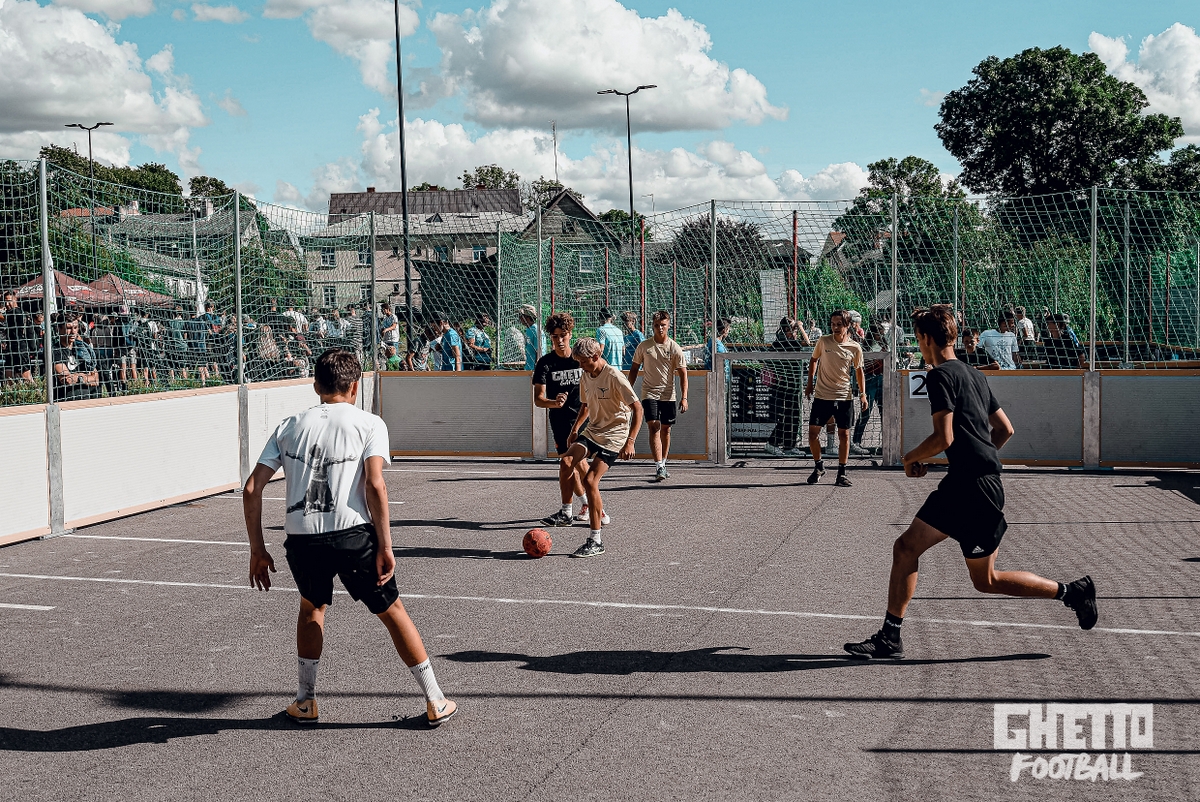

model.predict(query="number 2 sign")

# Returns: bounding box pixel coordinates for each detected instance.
[908,371,929,399]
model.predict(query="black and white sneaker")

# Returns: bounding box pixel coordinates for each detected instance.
[570,538,605,558]
[844,630,904,660]
[1062,575,1098,630]
[807,466,826,485]
[540,509,575,527]
[654,465,669,482]
[835,472,852,487]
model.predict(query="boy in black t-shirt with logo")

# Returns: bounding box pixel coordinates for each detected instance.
[844,305,1098,659]
[533,313,604,526]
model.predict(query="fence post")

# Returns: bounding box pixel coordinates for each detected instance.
[604,246,610,308]
[369,211,379,373]
[1195,242,1199,350]
[193,217,203,316]
[890,194,898,364]
[710,199,720,462]
[791,209,798,319]
[234,191,244,385]
[496,223,502,366]
[1124,203,1130,364]
[39,158,54,404]
[952,205,958,315]
[536,205,543,358]
[1089,186,1097,370]
[550,236,555,314]
[640,217,647,332]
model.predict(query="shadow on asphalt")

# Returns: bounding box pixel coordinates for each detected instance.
[1147,473,1200,506]
[443,647,1051,675]
[0,712,430,752]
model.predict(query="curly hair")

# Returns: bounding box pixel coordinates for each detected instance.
[545,312,575,334]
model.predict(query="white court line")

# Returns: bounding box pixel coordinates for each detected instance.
[65,535,259,546]
[0,573,1195,639]
[0,602,54,611]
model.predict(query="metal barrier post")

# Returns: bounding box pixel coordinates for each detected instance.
[496,222,503,365]
[1089,186,1097,370]
[1124,203,1130,364]
[890,194,898,364]
[39,158,54,404]
[882,356,901,467]
[952,205,958,315]
[369,211,379,370]
[713,350,726,465]
[536,206,543,358]
[234,191,244,385]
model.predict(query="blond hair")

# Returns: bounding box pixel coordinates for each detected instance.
[571,336,601,360]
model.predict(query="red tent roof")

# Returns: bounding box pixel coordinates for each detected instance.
[87,273,175,307]
[14,270,107,303]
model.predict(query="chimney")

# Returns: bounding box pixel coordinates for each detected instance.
[366,187,376,193]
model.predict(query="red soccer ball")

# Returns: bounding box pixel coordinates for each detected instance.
[523,528,552,558]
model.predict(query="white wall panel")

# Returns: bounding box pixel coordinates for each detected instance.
[0,409,50,541]
[247,381,320,466]
[380,374,533,454]
[60,391,240,525]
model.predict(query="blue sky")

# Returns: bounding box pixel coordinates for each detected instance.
[2,0,1196,211]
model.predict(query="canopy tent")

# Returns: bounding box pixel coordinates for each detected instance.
[14,270,114,305]
[87,273,175,308]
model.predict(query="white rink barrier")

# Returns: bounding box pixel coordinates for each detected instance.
[1,373,375,548]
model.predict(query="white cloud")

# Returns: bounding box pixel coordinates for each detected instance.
[172,7,185,20]
[918,88,944,108]
[0,0,209,174]
[217,89,247,116]
[426,0,787,132]
[276,109,864,212]
[1091,23,1200,143]
[192,3,249,23]
[263,0,418,95]
[50,0,155,20]
[0,129,132,167]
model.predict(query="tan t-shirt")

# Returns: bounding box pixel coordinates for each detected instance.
[812,334,863,400]
[580,362,639,452]
[633,337,685,401]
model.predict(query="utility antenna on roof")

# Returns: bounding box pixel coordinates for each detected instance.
[550,120,558,185]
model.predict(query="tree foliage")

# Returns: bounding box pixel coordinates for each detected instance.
[189,175,232,197]
[460,164,520,190]
[936,46,1184,195]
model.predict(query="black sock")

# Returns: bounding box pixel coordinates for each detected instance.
[837,463,847,474]
[815,460,824,470]
[1056,582,1069,601]
[882,612,903,638]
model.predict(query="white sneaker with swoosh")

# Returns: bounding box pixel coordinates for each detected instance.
[427,698,457,726]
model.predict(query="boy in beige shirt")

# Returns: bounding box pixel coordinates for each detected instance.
[558,337,643,558]
[628,310,688,482]
[806,309,868,487]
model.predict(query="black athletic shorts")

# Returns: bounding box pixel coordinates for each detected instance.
[915,473,1007,559]
[642,398,677,425]
[578,435,619,467]
[284,523,399,614]
[809,398,853,429]
[550,411,577,455]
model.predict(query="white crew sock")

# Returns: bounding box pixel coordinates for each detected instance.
[561,502,573,516]
[655,460,665,469]
[297,657,319,702]
[409,659,445,702]
[590,528,602,545]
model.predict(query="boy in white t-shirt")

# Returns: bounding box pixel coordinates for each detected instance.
[627,310,688,482]
[243,348,456,727]
[978,313,1021,370]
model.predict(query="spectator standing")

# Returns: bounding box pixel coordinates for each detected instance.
[851,322,888,455]
[595,308,625,369]
[435,311,463,371]
[384,345,403,370]
[1043,313,1086,369]
[465,314,492,370]
[519,305,544,371]
[378,302,399,352]
[1014,306,1036,343]
[764,318,807,456]
[703,318,731,376]
[955,329,1000,370]
[3,291,33,383]
[167,308,189,380]
[406,323,435,371]
[52,318,99,400]
[283,304,308,333]
[978,313,1021,370]
[621,311,645,370]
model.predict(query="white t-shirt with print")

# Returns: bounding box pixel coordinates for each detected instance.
[257,402,391,535]
[978,329,1019,370]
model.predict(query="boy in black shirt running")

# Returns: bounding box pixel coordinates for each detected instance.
[844,305,1097,659]
[533,313,602,526]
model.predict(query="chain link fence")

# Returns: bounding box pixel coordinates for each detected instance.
[3,158,1198,412]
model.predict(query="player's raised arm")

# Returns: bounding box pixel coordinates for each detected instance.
[988,408,1015,450]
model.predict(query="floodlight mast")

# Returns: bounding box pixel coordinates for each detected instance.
[393,0,414,341]
[64,122,113,277]
[597,85,656,256]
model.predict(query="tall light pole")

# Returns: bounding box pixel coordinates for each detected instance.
[65,121,113,277]
[393,0,414,342]
[597,85,655,255]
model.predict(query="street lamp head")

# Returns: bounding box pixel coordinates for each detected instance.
[636,85,657,91]
[597,89,617,95]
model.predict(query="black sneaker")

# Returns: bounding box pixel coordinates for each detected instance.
[835,472,852,487]
[844,630,904,660]
[807,466,826,485]
[1062,575,1098,630]
[540,509,575,527]
[570,538,605,558]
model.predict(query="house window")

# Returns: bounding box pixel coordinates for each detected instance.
[579,252,596,274]
[320,247,336,268]
[434,246,449,263]
[473,246,487,262]
[358,247,371,266]
[323,285,338,307]
[360,284,371,302]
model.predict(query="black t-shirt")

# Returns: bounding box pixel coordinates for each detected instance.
[532,351,583,419]
[1043,337,1084,369]
[955,348,993,368]
[926,358,1003,478]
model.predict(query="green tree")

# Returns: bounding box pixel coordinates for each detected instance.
[460,164,520,190]
[936,46,1184,195]
[411,182,448,191]
[189,175,232,197]
[522,177,582,209]
[597,208,648,241]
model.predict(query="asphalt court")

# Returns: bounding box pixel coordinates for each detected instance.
[1,461,1198,801]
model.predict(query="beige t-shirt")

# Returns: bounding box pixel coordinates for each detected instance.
[580,362,639,452]
[633,337,685,401]
[811,334,863,400]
